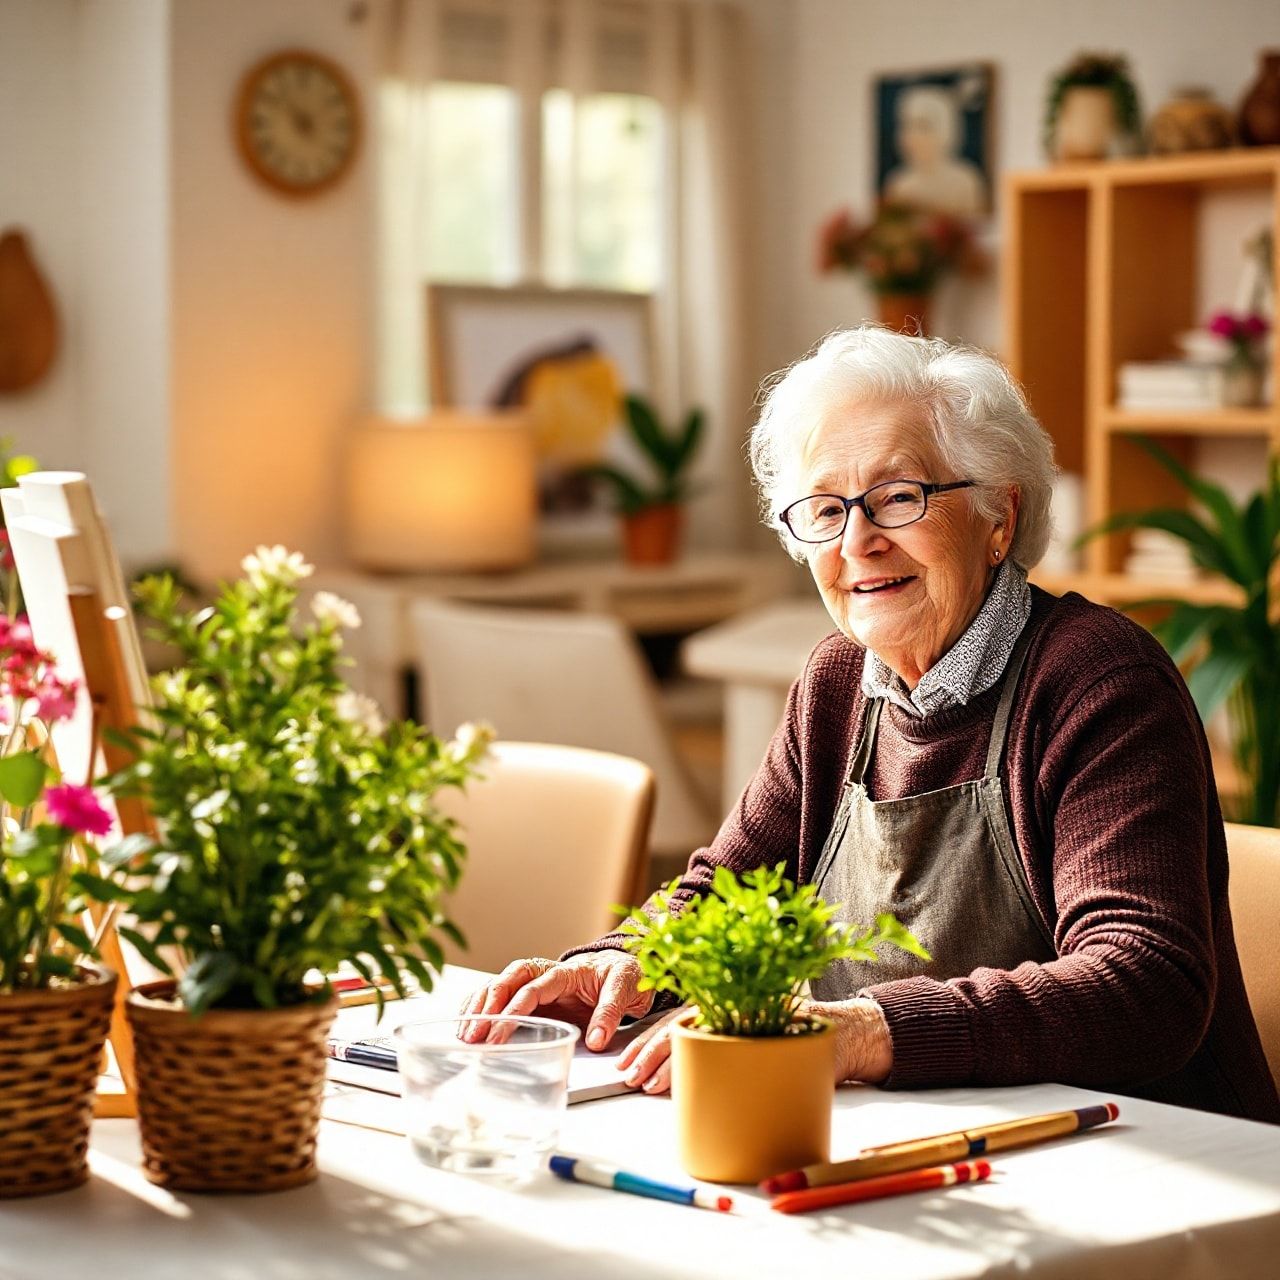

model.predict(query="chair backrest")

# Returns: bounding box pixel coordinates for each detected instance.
[410,598,717,860]
[436,740,654,971]
[1225,821,1280,1088]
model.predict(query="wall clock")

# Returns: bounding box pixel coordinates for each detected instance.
[235,50,361,197]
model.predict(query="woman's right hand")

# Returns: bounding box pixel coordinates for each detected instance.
[458,950,654,1050]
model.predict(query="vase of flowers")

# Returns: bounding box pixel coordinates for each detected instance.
[104,545,491,1192]
[1207,310,1271,408]
[816,203,979,335]
[619,864,927,1184]
[0,618,118,1198]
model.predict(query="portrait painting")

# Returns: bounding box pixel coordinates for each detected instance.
[875,63,994,218]
[427,284,655,550]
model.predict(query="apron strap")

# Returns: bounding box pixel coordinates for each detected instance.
[982,611,1041,781]
[847,694,885,786]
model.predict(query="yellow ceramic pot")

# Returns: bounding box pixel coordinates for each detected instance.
[670,1012,836,1184]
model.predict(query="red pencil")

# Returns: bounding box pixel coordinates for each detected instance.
[770,1159,992,1215]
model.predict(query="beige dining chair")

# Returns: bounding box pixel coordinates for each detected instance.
[435,740,654,972]
[1225,821,1280,1088]
[410,598,720,871]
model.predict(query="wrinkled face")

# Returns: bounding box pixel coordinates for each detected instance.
[785,401,1011,686]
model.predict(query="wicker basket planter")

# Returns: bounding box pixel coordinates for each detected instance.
[126,981,338,1193]
[0,966,117,1198]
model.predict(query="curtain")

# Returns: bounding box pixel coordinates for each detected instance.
[377,0,755,549]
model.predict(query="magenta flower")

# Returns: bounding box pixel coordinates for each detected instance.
[1208,311,1239,339]
[1241,313,1270,339]
[44,783,113,836]
[35,673,79,722]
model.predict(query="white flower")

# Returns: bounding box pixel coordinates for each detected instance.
[335,690,386,737]
[240,544,314,591]
[292,757,320,786]
[311,591,362,630]
[450,720,495,762]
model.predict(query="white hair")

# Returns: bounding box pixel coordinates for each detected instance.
[749,326,1057,569]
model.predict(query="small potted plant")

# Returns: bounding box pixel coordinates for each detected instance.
[816,202,981,335]
[584,393,703,565]
[619,863,927,1184]
[1044,53,1142,162]
[104,545,492,1193]
[0,619,118,1198]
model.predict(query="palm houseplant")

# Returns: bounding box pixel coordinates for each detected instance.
[0,619,118,1198]
[585,393,703,565]
[103,546,492,1193]
[1084,438,1280,827]
[619,863,927,1183]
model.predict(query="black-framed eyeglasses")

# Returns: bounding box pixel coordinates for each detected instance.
[778,479,976,543]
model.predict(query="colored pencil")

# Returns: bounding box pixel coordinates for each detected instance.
[771,1158,991,1215]
[550,1155,733,1212]
[761,1102,1119,1194]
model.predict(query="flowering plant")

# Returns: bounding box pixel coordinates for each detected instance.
[816,201,980,295]
[0,615,116,990]
[102,545,493,1015]
[1207,311,1270,369]
[0,441,39,616]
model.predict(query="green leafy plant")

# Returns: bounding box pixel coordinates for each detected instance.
[1044,52,1142,156]
[102,545,493,1015]
[1082,437,1280,826]
[584,393,704,516]
[0,616,113,990]
[617,863,928,1037]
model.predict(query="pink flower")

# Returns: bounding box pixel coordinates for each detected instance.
[1241,313,1270,339]
[44,783,113,836]
[1208,311,1240,339]
[0,530,12,573]
[35,673,79,722]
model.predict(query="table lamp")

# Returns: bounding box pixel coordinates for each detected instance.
[347,412,537,572]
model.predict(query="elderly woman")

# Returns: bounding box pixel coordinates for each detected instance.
[464,327,1280,1124]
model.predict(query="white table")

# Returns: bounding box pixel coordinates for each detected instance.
[681,600,834,808]
[4,967,1279,1280]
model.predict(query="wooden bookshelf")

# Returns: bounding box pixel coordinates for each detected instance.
[1004,147,1280,598]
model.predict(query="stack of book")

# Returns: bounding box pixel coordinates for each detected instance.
[1117,361,1227,410]
[1123,529,1198,582]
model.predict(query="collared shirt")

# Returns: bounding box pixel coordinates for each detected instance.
[860,560,1032,718]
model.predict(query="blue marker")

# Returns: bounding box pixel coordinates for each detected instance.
[549,1154,733,1212]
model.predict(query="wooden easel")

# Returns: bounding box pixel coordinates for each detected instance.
[3,473,157,1121]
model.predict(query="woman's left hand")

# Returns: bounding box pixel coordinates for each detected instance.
[802,997,894,1084]
[614,1006,688,1095]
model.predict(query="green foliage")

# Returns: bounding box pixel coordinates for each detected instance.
[1081,437,1280,825]
[1043,53,1142,156]
[582,393,704,516]
[617,863,928,1037]
[104,551,492,1015]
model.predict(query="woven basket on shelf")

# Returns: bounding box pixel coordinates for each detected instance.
[126,981,338,1194]
[0,966,117,1198]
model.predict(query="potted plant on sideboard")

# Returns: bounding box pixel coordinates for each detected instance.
[584,393,703,566]
[618,863,928,1184]
[0,621,118,1198]
[1085,440,1280,827]
[102,546,492,1192]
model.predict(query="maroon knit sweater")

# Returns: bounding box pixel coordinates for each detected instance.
[575,588,1280,1124]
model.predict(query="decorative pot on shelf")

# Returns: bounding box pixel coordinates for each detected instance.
[125,980,338,1193]
[1221,360,1266,409]
[1053,85,1118,162]
[670,1012,836,1184]
[622,503,683,566]
[0,967,117,1198]
[876,293,932,336]
[1239,50,1280,146]
[1148,88,1236,154]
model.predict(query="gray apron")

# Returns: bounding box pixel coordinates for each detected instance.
[810,620,1057,1000]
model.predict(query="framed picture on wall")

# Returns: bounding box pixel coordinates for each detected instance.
[426,284,656,552]
[874,63,995,218]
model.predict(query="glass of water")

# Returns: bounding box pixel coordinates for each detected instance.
[396,1015,579,1179]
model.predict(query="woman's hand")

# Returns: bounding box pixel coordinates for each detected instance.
[459,951,654,1049]
[802,997,894,1084]
[614,1006,688,1095]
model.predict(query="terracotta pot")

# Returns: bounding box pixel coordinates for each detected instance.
[1147,88,1236,154]
[670,1013,836,1184]
[1053,85,1118,162]
[126,980,338,1193]
[622,504,683,565]
[876,293,932,335]
[1239,51,1280,146]
[0,966,117,1198]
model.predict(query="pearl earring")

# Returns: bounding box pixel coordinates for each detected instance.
[993,548,1002,562]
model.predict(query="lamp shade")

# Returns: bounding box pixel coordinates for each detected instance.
[347,413,537,572]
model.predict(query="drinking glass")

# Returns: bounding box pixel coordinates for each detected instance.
[396,1015,579,1179]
